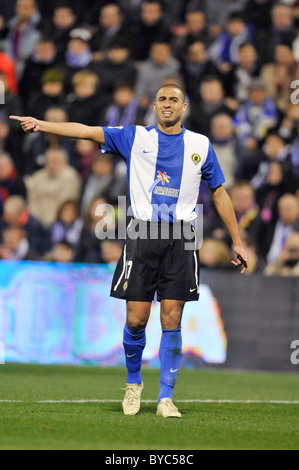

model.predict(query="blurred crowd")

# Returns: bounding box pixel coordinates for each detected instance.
[0,0,299,275]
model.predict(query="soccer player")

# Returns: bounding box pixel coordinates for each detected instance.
[10,84,248,418]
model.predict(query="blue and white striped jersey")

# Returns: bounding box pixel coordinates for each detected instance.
[102,125,225,222]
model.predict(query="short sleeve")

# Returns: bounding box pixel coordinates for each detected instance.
[102,125,136,160]
[201,140,226,189]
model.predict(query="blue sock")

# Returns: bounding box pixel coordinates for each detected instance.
[123,324,146,385]
[158,327,183,403]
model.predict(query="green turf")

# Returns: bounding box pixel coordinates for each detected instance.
[0,364,298,450]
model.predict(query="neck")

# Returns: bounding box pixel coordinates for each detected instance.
[157,121,183,135]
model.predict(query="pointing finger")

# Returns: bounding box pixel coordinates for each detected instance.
[9,115,23,121]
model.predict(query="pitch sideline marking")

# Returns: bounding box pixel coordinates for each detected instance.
[0,399,299,404]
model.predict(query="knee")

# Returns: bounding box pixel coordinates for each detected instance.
[126,319,147,333]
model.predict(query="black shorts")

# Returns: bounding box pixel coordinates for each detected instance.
[110,220,200,302]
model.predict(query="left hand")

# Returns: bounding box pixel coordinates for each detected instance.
[232,245,249,275]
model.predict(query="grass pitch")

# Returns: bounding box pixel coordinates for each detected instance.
[0,364,298,450]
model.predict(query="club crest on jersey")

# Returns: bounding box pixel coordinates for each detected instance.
[148,170,171,193]
[191,153,201,165]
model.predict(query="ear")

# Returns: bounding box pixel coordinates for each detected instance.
[182,102,187,114]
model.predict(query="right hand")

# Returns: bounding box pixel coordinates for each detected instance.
[9,116,40,133]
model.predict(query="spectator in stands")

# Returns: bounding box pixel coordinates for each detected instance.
[234,78,279,149]
[171,9,212,60]
[251,132,293,190]
[22,107,77,175]
[0,152,26,214]
[265,193,299,264]
[257,2,297,63]
[0,72,23,131]
[45,4,77,62]
[47,239,76,263]
[261,42,299,112]
[135,41,181,109]
[222,41,261,103]
[0,225,40,260]
[27,68,66,119]
[208,12,254,69]
[19,36,59,110]
[91,41,137,106]
[203,0,248,37]
[0,43,18,95]
[0,113,22,172]
[76,197,108,263]
[243,0,275,36]
[181,40,221,100]
[25,147,81,226]
[0,195,48,255]
[131,0,170,61]
[199,237,232,269]
[102,84,145,127]
[67,70,102,127]
[49,200,83,252]
[264,230,299,276]
[90,4,132,62]
[73,138,100,180]
[229,181,260,243]
[80,153,127,216]
[100,239,123,265]
[210,113,239,189]
[65,28,93,83]
[3,0,41,79]
[187,75,235,137]
[256,161,289,227]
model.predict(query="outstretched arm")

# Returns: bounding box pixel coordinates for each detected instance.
[9,116,105,144]
[210,185,249,274]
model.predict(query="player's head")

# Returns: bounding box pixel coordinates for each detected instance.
[154,84,187,128]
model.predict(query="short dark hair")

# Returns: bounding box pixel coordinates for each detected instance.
[156,83,186,102]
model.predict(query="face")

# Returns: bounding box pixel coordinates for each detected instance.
[74,77,97,99]
[238,45,257,68]
[227,19,245,36]
[264,136,285,158]
[150,43,171,65]
[0,158,13,180]
[46,150,66,174]
[249,88,267,105]
[186,12,205,34]
[211,114,233,140]
[279,197,299,224]
[60,204,78,225]
[274,45,293,65]
[272,6,293,30]
[35,41,56,62]
[200,80,224,105]
[267,162,283,186]
[114,87,134,107]
[54,7,75,29]
[68,38,89,55]
[43,81,63,97]
[141,2,161,25]
[231,186,255,213]
[154,86,187,128]
[186,42,206,64]
[53,244,74,263]
[107,47,129,64]
[100,5,121,29]
[16,0,36,21]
